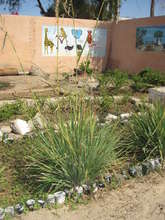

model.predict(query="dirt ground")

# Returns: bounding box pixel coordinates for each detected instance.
[15,173,165,220]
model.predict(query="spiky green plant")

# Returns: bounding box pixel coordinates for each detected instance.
[27,96,120,192]
[123,103,165,162]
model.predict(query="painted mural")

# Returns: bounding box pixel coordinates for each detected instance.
[42,25,107,57]
[136,25,165,52]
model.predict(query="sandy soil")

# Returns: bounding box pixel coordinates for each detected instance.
[15,173,165,220]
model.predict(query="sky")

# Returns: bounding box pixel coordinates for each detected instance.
[0,0,165,18]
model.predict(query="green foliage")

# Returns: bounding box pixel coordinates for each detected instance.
[0,101,23,122]
[0,82,10,90]
[0,166,5,188]
[79,60,93,76]
[131,68,165,92]
[27,96,119,192]
[98,69,129,96]
[123,103,165,162]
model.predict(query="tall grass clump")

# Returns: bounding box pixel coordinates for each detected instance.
[27,96,120,192]
[123,103,165,162]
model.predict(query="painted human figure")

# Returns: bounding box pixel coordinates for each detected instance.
[87,30,92,44]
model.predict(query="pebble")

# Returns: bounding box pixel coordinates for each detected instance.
[26,199,35,210]
[54,191,66,205]
[75,186,83,195]
[15,204,24,215]
[104,175,112,183]
[0,208,5,220]
[82,184,91,195]
[142,162,151,175]
[98,183,105,189]
[128,167,137,177]
[135,165,143,177]
[47,194,55,204]
[38,200,45,208]
[5,206,14,217]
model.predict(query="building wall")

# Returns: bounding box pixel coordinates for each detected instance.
[0,15,165,75]
[109,16,165,73]
[0,15,111,74]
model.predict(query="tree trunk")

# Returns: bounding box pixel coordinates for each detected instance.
[114,0,120,22]
[36,0,46,15]
[55,0,60,18]
[150,0,155,17]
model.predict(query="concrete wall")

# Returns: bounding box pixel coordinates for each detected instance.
[0,15,165,75]
[0,15,111,74]
[109,16,165,73]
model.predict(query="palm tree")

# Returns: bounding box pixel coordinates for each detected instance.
[150,0,155,17]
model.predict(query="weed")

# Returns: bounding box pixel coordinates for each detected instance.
[123,103,165,162]
[27,96,120,192]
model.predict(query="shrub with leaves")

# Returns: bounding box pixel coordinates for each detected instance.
[27,96,120,192]
[123,103,165,162]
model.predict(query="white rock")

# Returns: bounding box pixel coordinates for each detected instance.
[0,208,5,220]
[32,113,47,129]
[54,191,66,205]
[5,206,14,216]
[105,114,118,122]
[120,113,132,120]
[10,119,31,135]
[0,126,12,134]
[75,186,83,195]
[47,194,55,204]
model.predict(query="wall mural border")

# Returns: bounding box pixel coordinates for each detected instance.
[42,25,107,57]
[136,25,165,52]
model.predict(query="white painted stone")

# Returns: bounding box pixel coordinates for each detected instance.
[10,119,31,135]
[47,194,55,204]
[120,113,132,120]
[32,113,47,129]
[5,206,14,216]
[75,186,83,195]
[0,126,12,134]
[105,113,118,122]
[54,191,66,205]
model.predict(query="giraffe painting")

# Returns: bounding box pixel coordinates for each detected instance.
[44,28,54,55]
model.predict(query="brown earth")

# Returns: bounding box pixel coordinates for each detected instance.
[15,173,165,220]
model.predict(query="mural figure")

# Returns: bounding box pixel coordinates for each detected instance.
[71,29,82,39]
[136,26,165,52]
[42,25,107,57]
[44,28,54,54]
[65,45,74,51]
[56,27,68,44]
[87,30,92,44]
[154,30,163,46]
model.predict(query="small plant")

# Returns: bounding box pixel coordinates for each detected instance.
[79,60,93,76]
[0,101,23,122]
[98,69,129,96]
[123,103,165,162]
[27,96,120,192]
[0,82,10,90]
[131,68,165,92]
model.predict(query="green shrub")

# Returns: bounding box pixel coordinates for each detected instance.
[139,68,165,86]
[0,101,23,122]
[27,96,119,192]
[79,60,93,75]
[123,103,165,162]
[131,68,165,92]
[98,69,129,96]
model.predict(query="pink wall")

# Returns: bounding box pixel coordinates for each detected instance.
[0,15,165,75]
[109,16,165,73]
[0,15,111,74]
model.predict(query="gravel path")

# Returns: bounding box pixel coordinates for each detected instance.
[15,173,165,220]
